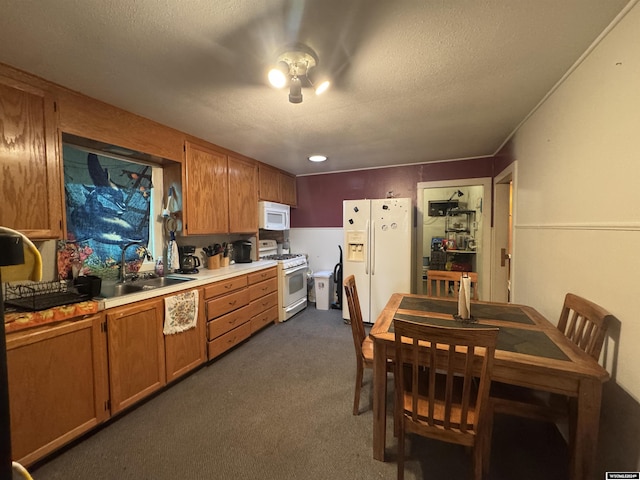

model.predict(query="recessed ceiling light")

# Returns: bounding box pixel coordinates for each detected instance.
[308,155,327,162]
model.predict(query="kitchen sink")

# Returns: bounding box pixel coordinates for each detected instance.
[100,275,195,298]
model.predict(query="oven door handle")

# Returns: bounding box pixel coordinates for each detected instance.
[284,296,307,313]
[283,264,308,276]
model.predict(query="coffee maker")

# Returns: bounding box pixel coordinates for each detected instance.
[232,240,253,263]
[177,245,201,273]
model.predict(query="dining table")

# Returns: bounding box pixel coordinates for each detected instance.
[369,293,610,480]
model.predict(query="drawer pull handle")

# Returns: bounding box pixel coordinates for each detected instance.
[229,300,237,306]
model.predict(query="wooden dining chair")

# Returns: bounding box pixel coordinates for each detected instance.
[343,274,375,415]
[485,293,613,466]
[393,318,498,480]
[426,270,479,300]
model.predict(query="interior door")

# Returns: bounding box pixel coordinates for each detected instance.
[491,164,516,302]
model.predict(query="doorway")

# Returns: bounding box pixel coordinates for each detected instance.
[416,178,492,299]
[491,162,517,302]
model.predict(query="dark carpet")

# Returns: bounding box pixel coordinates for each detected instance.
[29,307,569,479]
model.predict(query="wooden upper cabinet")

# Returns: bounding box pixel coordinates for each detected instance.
[279,171,297,207]
[258,164,280,202]
[228,155,258,233]
[0,73,63,238]
[259,163,297,207]
[184,141,229,235]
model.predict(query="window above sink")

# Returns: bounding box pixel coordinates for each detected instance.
[59,137,164,283]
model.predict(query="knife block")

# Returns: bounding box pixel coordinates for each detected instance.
[207,254,221,270]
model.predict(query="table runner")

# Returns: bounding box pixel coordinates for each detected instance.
[392,313,568,360]
[399,296,534,325]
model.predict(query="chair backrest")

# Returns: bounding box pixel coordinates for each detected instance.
[557,293,612,361]
[343,275,367,360]
[393,319,498,438]
[426,270,479,300]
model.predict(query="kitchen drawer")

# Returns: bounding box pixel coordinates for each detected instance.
[249,277,277,301]
[204,275,248,299]
[206,289,250,320]
[207,322,251,359]
[247,267,277,285]
[250,306,278,334]
[247,292,277,318]
[207,305,250,340]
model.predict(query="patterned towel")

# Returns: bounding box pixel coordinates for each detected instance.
[163,289,199,335]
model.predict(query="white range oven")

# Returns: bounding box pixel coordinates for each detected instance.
[258,240,308,322]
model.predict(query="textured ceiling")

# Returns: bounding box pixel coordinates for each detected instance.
[0,0,630,175]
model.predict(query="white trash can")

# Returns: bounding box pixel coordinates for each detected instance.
[313,271,333,310]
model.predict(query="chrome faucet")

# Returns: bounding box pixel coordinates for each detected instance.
[120,241,153,283]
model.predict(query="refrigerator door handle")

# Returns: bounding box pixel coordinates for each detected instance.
[365,219,370,275]
[371,220,375,275]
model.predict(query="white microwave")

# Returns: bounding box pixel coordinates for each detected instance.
[259,201,290,230]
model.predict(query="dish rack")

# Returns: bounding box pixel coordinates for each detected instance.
[4,280,89,312]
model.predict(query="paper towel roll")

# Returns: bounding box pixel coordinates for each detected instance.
[458,274,471,320]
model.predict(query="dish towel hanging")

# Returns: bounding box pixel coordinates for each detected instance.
[163,289,199,335]
[167,231,180,273]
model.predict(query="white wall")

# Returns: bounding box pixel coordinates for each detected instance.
[289,228,343,275]
[510,2,640,402]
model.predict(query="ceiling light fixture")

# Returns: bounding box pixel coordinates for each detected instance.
[268,44,330,104]
[308,155,327,162]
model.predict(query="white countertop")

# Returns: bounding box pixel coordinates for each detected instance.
[97,260,278,309]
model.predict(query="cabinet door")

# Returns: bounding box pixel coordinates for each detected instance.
[228,155,257,233]
[184,141,229,234]
[165,289,207,383]
[6,314,109,466]
[258,164,280,202]
[106,298,166,414]
[0,73,63,238]
[279,171,297,207]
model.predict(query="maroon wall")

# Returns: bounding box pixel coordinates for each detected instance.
[292,157,496,228]
[493,139,515,175]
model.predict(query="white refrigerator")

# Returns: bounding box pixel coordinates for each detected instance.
[343,198,412,324]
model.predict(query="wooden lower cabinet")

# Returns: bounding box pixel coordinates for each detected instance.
[207,321,252,359]
[6,314,109,466]
[205,275,250,360]
[106,298,166,415]
[248,267,278,334]
[6,267,276,465]
[205,267,277,360]
[164,288,207,383]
